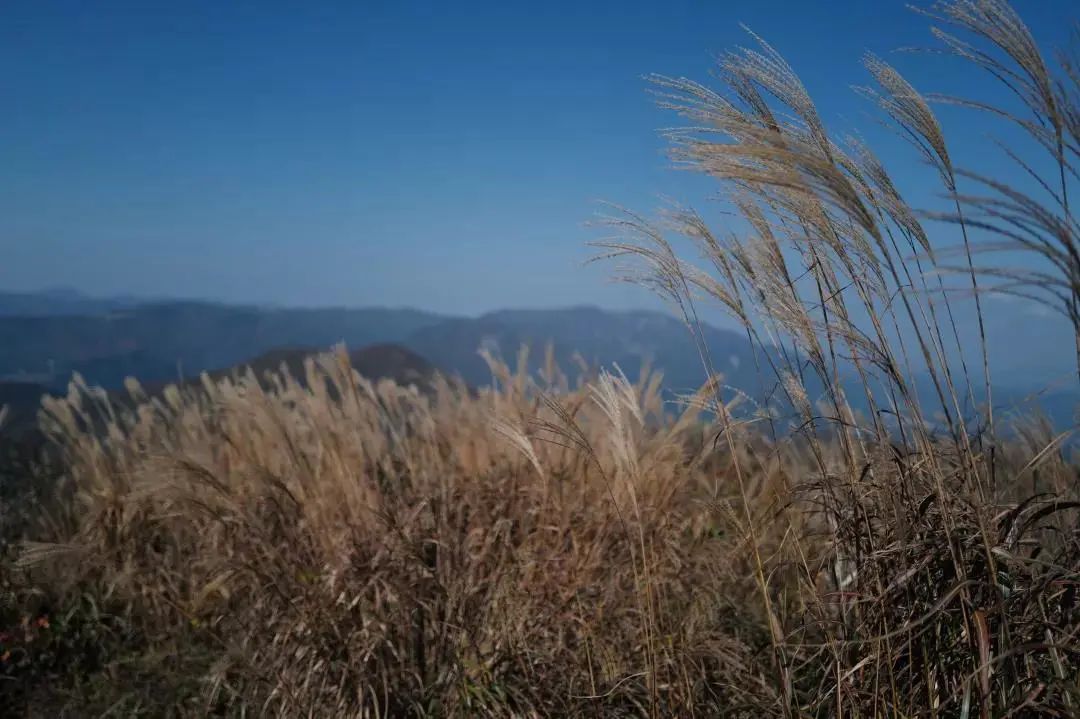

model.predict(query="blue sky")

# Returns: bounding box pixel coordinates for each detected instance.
[1,0,1075,333]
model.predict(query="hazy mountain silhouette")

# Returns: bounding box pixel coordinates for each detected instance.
[0,287,145,317]
[0,295,447,387]
[0,290,1075,431]
[404,305,769,398]
[0,293,762,397]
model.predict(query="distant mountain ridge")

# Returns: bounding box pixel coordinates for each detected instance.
[0,291,759,397]
[0,289,1075,431]
[0,287,145,317]
[405,305,764,393]
[0,294,448,388]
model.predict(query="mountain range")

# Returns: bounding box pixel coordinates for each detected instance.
[0,290,764,392]
[0,289,1075,432]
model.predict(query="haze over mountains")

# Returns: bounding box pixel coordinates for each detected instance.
[0,289,1075,432]
[0,289,767,419]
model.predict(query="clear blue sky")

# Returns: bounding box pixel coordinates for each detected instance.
[1,0,1074,322]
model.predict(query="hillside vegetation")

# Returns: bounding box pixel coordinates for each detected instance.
[2,346,1077,717]
[4,0,1080,716]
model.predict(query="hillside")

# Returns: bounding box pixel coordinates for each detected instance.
[0,381,52,437]
[0,294,447,388]
[405,306,766,395]
[0,288,143,318]
[0,291,1074,429]
[0,292,760,399]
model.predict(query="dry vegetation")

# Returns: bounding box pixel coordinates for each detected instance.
[5,351,795,716]
[4,0,1080,716]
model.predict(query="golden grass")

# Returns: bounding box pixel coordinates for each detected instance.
[10,350,800,716]
[5,0,1080,716]
[3,343,1076,717]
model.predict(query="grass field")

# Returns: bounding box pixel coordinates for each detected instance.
[4,0,1080,715]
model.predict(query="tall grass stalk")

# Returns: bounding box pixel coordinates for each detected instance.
[594,0,1080,714]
